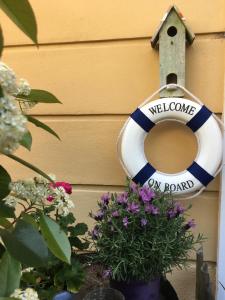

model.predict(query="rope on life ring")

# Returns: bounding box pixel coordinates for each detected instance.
[117,84,224,199]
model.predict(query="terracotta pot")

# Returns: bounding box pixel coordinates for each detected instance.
[110,278,160,300]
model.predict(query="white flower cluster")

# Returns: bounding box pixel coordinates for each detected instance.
[0,62,34,153]
[11,288,39,300]
[53,186,74,216]
[0,95,27,154]
[3,175,74,216]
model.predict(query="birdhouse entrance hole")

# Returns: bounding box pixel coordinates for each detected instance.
[166,73,177,84]
[167,26,177,37]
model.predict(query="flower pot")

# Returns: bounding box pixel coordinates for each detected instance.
[53,291,78,300]
[83,287,125,300]
[110,278,160,300]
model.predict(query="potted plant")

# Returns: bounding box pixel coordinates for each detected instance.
[89,181,203,300]
[2,175,89,300]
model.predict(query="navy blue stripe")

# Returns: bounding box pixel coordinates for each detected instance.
[130,108,155,132]
[186,105,212,132]
[187,161,214,186]
[133,163,156,185]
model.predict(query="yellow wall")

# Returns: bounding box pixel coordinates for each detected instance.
[1,1,224,298]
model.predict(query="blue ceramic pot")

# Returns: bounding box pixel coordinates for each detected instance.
[110,278,160,300]
[53,291,77,300]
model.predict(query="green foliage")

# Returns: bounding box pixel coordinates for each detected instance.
[17,89,61,103]
[0,203,15,218]
[40,214,71,265]
[0,166,11,200]
[0,252,21,297]
[27,115,60,140]
[0,0,37,44]
[90,182,204,282]
[1,220,49,267]
[19,130,32,151]
[70,223,88,236]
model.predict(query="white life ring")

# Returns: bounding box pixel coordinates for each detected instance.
[119,97,223,195]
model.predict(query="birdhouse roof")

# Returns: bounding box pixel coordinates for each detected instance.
[151,5,195,48]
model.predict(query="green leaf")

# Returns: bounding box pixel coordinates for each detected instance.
[40,214,71,264]
[0,220,48,267]
[27,115,60,140]
[70,223,88,236]
[0,218,11,229]
[17,89,61,103]
[0,203,15,218]
[5,154,54,183]
[19,130,32,151]
[0,0,37,44]
[0,243,5,258]
[0,251,21,297]
[21,213,38,230]
[0,166,11,200]
[69,237,89,250]
[0,25,4,57]
[0,298,20,300]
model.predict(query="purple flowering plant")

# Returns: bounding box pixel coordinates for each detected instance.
[89,181,203,282]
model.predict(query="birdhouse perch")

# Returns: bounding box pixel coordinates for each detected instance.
[151,6,195,97]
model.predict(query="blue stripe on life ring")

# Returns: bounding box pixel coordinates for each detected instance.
[186,105,212,132]
[187,161,214,186]
[130,108,155,132]
[133,163,156,185]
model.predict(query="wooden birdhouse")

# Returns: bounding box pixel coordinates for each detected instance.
[151,5,195,97]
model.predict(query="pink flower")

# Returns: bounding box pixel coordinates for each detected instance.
[50,181,72,194]
[47,195,54,202]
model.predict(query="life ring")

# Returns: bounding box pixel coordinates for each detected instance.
[119,98,223,195]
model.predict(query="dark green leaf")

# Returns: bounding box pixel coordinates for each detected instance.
[5,154,54,183]
[0,25,3,57]
[0,297,18,299]
[17,89,61,103]
[0,166,11,200]
[0,243,5,258]
[40,214,71,264]
[0,0,37,44]
[0,203,15,218]
[21,213,38,230]
[0,218,11,229]
[0,251,21,297]
[69,237,89,250]
[19,130,32,151]
[27,115,60,140]
[70,223,88,236]
[1,220,48,267]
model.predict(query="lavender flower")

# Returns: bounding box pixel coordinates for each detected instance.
[130,181,138,193]
[141,218,148,227]
[117,192,128,204]
[123,216,129,228]
[102,268,112,279]
[112,210,120,217]
[175,203,185,216]
[167,209,176,219]
[127,202,140,214]
[101,193,110,205]
[94,210,104,221]
[145,204,159,215]
[139,186,155,203]
[183,219,196,231]
[91,226,100,239]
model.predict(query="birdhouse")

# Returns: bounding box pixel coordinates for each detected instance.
[151,5,195,97]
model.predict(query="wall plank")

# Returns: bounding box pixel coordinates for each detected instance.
[72,187,218,261]
[1,117,220,191]
[2,38,224,114]
[0,0,224,45]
